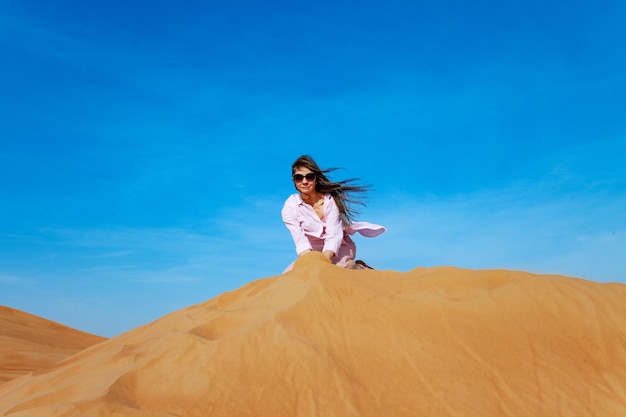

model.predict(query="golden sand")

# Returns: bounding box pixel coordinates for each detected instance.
[1,252,625,416]
[0,306,106,385]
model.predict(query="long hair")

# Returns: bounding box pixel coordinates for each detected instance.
[291,155,369,226]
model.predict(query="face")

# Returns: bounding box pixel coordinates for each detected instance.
[293,167,317,195]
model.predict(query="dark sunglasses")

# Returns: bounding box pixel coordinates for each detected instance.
[293,173,316,182]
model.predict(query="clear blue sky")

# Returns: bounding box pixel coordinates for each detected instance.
[1,0,625,337]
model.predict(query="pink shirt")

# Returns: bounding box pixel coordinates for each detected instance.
[281,193,386,256]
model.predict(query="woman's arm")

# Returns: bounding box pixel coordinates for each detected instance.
[281,197,313,255]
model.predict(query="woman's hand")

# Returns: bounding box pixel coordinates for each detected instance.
[323,250,335,260]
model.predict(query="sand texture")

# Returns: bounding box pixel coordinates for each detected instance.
[1,252,625,416]
[0,307,106,384]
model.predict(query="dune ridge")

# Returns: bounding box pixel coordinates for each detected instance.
[1,252,625,416]
[0,306,106,385]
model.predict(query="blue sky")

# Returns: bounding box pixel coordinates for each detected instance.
[1,0,625,337]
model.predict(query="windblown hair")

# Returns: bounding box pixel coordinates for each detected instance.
[291,155,369,226]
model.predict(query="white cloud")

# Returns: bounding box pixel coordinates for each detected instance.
[363,180,626,283]
[0,273,25,285]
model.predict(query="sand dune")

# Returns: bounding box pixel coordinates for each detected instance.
[0,307,106,385]
[1,252,625,416]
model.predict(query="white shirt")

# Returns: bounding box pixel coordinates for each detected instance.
[281,193,344,255]
[281,193,386,256]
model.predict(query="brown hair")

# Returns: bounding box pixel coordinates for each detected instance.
[291,155,369,226]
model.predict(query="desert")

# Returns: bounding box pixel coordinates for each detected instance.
[1,252,625,416]
[0,306,106,385]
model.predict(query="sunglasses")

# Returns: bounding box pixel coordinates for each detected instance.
[293,173,316,182]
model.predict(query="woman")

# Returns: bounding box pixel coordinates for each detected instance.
[281,155,386,272]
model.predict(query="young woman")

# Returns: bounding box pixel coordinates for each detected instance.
[281,155,386,272]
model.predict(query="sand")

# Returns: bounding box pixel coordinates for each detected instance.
[0,307,106,385]
[1,251,625,416]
